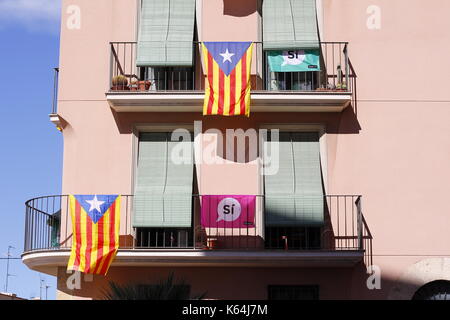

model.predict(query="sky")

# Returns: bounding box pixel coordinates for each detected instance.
[0,0,62,300]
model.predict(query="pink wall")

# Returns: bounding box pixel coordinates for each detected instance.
[53,0,450,299]
[57,266,359,300]
[58,0,137,195]
[201,0,261,42]
[58,0,137,102]
[322,0,450,295]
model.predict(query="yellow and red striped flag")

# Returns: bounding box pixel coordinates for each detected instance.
[202,42,254,117]
[67,195,120,275]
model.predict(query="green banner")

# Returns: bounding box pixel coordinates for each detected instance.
[267,49,320,72]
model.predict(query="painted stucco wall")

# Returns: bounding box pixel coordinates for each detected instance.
[54,0,450,299]
[322,0,450,298]
[57,266,359,300]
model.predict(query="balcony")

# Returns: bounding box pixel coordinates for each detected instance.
[22,195,372,275]
[106,42,355,113]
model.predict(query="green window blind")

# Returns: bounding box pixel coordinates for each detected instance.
[133,132,194,228]
[264,132,324,226]
[137,0,196,67]
[263,0,320,50]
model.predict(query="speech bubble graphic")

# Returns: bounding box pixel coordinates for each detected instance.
[217,197,242,222]
[281,50,306,66]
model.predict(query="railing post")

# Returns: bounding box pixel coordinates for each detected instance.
[344,43,350,91]
[193,195,197,249]
[355,196,363,250]
[109,43,113,91]
[24,204,29,252]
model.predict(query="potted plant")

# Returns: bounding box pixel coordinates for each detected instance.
[111,75,129,91]
[316,83,334,92]
[137,80,151,91]
[335,82,348,92]
[104,273,207,300]
[129,80,139,91]
[130,80,151,91]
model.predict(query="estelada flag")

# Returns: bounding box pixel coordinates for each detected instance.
[202,42,253,117]
[67,195,120,275]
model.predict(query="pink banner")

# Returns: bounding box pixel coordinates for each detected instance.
[201,195,256,228]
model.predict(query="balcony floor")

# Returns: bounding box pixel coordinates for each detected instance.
[106,91,352,113]
[22,249,364,276]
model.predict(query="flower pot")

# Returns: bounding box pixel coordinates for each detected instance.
[137,80,151,91]
[111,84,130,91]
[207,239,219,250]
[196,242,208,250]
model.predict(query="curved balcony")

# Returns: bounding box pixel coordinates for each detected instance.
[22,195,372,275]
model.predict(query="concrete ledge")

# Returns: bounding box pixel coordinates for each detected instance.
[106,91,352,112]
[22,249,364,275]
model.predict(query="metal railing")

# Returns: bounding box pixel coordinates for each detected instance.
[109,42,354,93]
[24,195,371,262]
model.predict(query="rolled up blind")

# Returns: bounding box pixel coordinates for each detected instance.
[264,132,324,226]
[137,0,196,67]
[133,132,194,228]
[263,0,320,50]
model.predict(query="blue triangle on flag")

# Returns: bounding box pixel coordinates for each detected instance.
[204,42,252,76]
[74,195,118,224]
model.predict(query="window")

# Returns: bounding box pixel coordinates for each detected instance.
[133,132,194,229]
[263,132,325,227]
[136,0,196,90]
[266,67,318,91]
[412,281,450,300]
[262,0,321,91]
[268,285,319,300]
[264,226,321,250]
[135,227,193,248]
[137,0,196,67]
[142,66,194,91]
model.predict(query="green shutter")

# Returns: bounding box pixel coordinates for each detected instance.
[163,136,194,226]
[263,0,320,50]
[133,132,194,228]
[264,132,324,226]
[137,0,196,67]
[264,132,296,225]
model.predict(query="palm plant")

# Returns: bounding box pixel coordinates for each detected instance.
[104,273,206,300]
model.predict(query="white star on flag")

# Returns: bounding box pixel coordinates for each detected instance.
[220,49,235,63]
[86,195,105,213]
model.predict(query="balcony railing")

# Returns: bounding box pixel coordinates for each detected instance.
[24,194,372,265]
[108,42,354,94]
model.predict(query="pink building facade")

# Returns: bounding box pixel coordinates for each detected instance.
[22,0,450,300]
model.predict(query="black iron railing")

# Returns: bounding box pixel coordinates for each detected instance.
[24,195,372,263]
[108,42,354,94]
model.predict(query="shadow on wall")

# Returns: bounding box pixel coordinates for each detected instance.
[58,259,450,300]
[223,0,260,17]
[326,105,361,134]
[346,262,450,300]
[56,263,450,300]
[109,106,361,137]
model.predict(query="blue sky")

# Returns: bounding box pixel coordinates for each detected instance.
[0,0,62,300]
